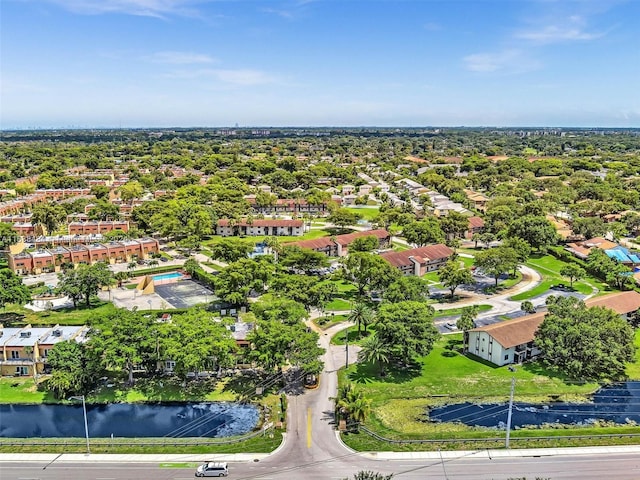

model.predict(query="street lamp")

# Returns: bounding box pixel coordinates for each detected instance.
[68,395,90,455]
[505,366,517,449]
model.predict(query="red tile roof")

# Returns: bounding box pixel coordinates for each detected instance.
[217,219,303,228]
[468,216,485,229]
[471,291,640,348]
[380,244,453,268]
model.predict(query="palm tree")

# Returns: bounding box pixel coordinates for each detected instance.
[127,261,137,273]
[348,303,374,336]
[335,384,372,429]
[358,335,390,377]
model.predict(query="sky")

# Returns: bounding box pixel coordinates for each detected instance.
[1,0,639,128]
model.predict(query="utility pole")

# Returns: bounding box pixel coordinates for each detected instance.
[345,332,349,369]
[505,376,516,448]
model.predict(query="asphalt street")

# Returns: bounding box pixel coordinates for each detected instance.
[3,452,640,479]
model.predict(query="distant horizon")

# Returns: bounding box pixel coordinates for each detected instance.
[3,1,638,129]
[2,124,639,132]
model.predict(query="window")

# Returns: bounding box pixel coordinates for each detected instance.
[11,351,19,359]
[504,355,509,360]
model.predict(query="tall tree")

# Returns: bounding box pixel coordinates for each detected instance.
[161,309,237,378]
[383,275,430,303]
[209,238,254,263]
[31,203,66,234]
[358,335,391,376]
[507,215,558,252]
[342,252,400,297]
[401,218,445,246]
[0,268,31,309]
[474,247,518,287]
[348,302,375,336]
[374,301,439,365]
[214,257,275,305]
[327,208,363,230]
[57,262,114,307]
[438,259,474,297]
[439,211,470,239]
[0,223,20,253]
[559,264,586,288]
[90,309,158,385]
[535,296,635,380]
[46,341,99,398]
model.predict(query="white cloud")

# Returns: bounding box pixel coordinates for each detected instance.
[164,68,276,86]
[45,0,205,18]
[148,51,216,64]
[463,49,540,74]
[514,15,604,44]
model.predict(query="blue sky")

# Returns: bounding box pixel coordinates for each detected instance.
[1,0,639,128]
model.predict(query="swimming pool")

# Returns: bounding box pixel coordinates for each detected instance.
[152,272,184,282]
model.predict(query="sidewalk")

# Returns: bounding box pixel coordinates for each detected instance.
[2,444,640,464]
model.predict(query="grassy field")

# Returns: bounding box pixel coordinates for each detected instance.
[313,314,348,330]
[339,334,609,440]
[202,228,331,247]
[0,301,118,327]
[0,431,284,454]
[344,206,380,221]
[511,254,610,301]
[433,304,492,318]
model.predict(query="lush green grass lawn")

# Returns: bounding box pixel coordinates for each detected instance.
[344,206,380,221]
[341,334,605,437]
[326,298,352,311]
[202,228,331,247]
[511,254,611,301]
[314,314,348,330]
[625,329,640,379]
[433,304,492,318]
[0,377,53,403]
[1,301,118,327]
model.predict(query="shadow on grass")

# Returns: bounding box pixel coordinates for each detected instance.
[520,362,590,387]
[0,312,26,327]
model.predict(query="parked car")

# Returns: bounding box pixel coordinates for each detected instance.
[304,373,319,389]
[444,322,458,331]
[195,462,228,477]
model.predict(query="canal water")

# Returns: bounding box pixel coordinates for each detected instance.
[0,402,259,438]
[429,382,640,429]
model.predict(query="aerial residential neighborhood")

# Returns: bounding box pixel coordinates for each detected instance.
[2,0,640,478]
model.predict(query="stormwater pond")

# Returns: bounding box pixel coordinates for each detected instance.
[429,381,640,429]
[0,402,259,438]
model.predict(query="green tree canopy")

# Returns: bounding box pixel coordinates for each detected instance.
[438,259,474,297]
[374,301,439,365]
[507,215,558,251]
[383,275,430,303]
[161,309,237,378]
[209,238,254,263]
[342,252,400,297]
[0,268,31,309]
[90,309,158,384]
[535,296,635,380]
[327,208,363,230]
[57,262,114,307]
[46,340,99,398]
[474,246,518,287]
[401,218,445,246]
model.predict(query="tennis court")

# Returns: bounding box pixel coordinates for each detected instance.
[154,280,215,309]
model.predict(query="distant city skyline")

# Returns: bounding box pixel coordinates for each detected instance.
[2,0,639,129]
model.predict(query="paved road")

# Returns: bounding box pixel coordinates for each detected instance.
[3,451,640,479]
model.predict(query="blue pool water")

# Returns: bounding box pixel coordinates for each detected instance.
[152,272,183,281]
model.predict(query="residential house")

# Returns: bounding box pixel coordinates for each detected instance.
[286,229,390,257]
[380,244,453,276]
[465,216,485,239]
[0,324,88,377]
[216,219,304,237]
[467,291,640,366]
